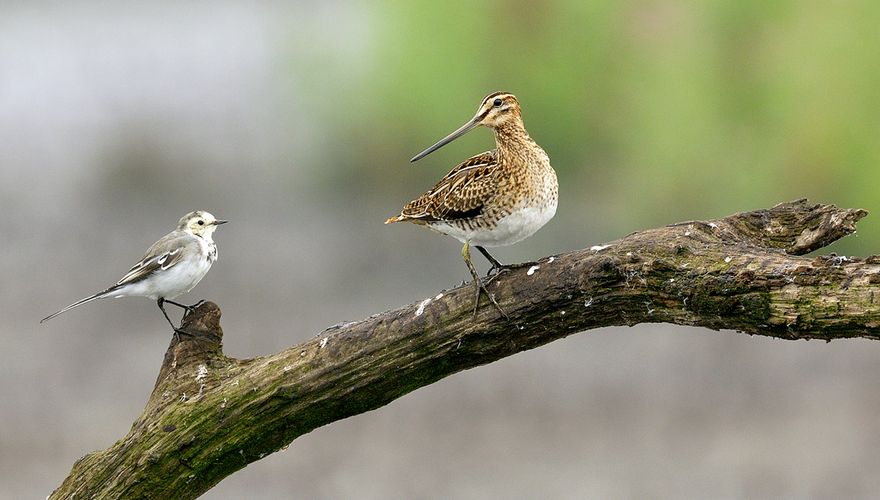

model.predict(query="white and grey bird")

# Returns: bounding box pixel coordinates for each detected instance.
[41,211,227,332]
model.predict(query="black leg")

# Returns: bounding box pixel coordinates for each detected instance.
[475,246,537,278]
[157,298,189,342]
[462,242,508,320]
[164,299,200,312]
[164,299,207,321]
[476,246,505,274]
[157,298,176,329]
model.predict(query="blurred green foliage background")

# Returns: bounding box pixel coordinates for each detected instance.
[4,1,880,498]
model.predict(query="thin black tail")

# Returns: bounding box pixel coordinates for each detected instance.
[40,285,121,324]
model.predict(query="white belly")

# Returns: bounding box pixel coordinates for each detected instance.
[150,257,211,299]
[432,199,558,248]
[112,240,215,300]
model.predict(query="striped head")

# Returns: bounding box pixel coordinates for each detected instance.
[411,91,523,162]
[473,92,521,129]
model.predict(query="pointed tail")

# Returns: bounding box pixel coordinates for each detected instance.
[40,286,120,323]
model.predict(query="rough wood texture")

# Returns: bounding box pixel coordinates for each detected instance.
[52,200,879,499]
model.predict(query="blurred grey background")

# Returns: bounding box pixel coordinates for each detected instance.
[4,1,880,498]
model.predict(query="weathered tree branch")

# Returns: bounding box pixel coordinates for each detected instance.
[52,200,880,499]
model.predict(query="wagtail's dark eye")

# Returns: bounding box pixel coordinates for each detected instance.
[493,98,503,107]
[197,220,205,226]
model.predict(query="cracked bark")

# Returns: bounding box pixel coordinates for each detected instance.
[51,199,880,499]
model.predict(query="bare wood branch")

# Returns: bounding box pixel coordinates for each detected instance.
[51,200,878,499]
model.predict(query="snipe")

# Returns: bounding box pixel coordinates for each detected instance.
[386,92,558,319]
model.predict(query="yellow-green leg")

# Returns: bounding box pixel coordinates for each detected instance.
[462,241,508,319]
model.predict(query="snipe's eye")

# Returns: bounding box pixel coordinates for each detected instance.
[197,220,205,226]
[493,98,503,107]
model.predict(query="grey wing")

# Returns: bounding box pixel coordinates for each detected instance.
[115,231,193,287]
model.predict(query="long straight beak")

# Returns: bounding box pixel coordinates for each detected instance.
[411,115,480,162]
[213,219,229,225]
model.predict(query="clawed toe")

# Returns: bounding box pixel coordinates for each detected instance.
[484,266,511,285]
[172,327,193,343]
[183,300,206,316]
[485,260,539,278]
[504,260,539,270]
[485,264,505,278]
[470,278,509,320]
